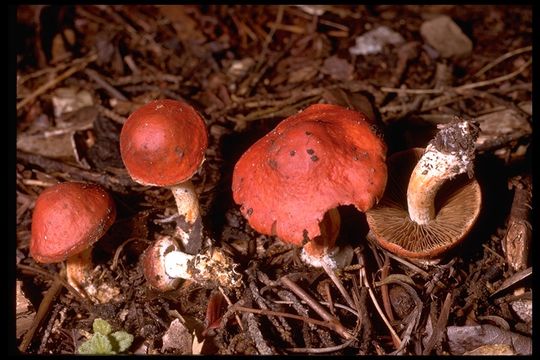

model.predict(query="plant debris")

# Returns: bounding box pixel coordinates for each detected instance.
[15,5,532,355]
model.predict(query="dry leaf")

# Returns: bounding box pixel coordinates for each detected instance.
[16,281,35,339]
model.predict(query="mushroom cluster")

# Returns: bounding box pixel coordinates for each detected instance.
[120,99,241,291]
[366,119,481,260]
[232,103,387,268]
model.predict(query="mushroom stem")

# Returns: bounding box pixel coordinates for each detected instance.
[164,248,242,288]
[303,208,341,258]
[163,250,194,279]
[65,248,121,303]
[301,208,353,269]
[143,236,242,290]
[407,120,480,225]
[170,180,203,254]
[65,248,94,298]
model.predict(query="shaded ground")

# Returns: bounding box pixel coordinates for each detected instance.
[15,5,532,355]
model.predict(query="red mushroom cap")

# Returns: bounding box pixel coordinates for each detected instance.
[232,103,387,246]
[30,182,116,263]
[119,99,208,186]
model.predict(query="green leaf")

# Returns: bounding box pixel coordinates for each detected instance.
[110,331,134,353]
[93,318,113,336]
[78,333,115,354]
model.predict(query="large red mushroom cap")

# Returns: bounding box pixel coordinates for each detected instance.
[30,182,116,263]
[232,103,387,246]
[119,99,208,186]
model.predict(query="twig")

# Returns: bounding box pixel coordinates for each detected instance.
[16,264,86,303]
[18,278,63,353]
[286,337,357,353]
[384,251,430,278]
[380,254,395,323]
[473,46,532,78]
[110,238,150,271]
[280,276,352,339]
[18,55,96,86]
[423,291,453,354]
[143,303,169,330]
[380,41,420,105]
[96,104,128,125]
[320,261,355,310]
[218,286,245,332]
[17,53,98,111]
[84,68,128,101]
[233,305,344,333]
[381,58,531,95]
[17,151,132,192]
[356,249,401,349]
[475,131,531,153]
[248,280,293,344]
[270,299,359,316]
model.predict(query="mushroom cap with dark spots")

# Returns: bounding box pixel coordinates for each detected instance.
[30,182,116,263]
[119,99,208,186]
[232,103,387,246]
[366,148,482,259]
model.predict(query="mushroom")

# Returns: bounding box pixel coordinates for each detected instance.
[119,99,208,254]
[30,182,117,302]
[366,119,482,260]
[141,235,242,291]
[232,103,387,268]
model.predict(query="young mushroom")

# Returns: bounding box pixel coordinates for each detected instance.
[119,99,208,254]
[232,103,387,268]
[141,235,242,291]
[366,119,482,260]
[30,182,118,302]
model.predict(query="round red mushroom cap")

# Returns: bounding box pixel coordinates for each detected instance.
[30,182,116,263]
[119,99,208,186]
[232,103,387,246]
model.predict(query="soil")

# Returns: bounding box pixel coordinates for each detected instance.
[15,5,532,355]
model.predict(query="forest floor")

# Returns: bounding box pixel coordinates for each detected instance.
[15,5,532,355]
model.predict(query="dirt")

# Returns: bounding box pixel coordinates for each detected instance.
[15,5,532,355]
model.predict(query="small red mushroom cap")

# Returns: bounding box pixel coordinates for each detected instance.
[30,182,116,263]
[119,99,208,186]
[232,103,387,246]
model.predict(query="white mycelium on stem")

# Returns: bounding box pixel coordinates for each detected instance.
[145,236,242,290]
[407,119,480,225]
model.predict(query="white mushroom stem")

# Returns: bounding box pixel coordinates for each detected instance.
[170,180,203,253]
[163,249,242,288]
[148,236,242,289]
[407,120,479,225]
[163,250,194,279]
[301,208,353,269]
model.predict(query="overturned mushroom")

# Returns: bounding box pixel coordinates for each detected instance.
[366,119,482,260]
[119,99,208,254]
[232,103,387,268]
[30,182,118,303]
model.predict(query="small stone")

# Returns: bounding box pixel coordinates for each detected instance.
[349,26,404,56]
[161,319,192,354]
[420,15,473,59]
